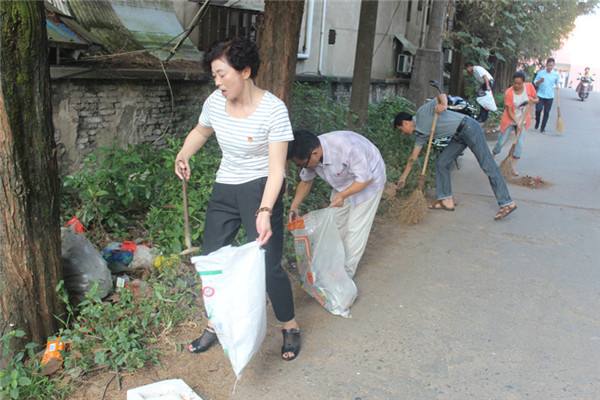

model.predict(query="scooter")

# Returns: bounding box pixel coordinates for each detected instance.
[576,74,594,101]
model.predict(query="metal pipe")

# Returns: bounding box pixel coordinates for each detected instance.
[297,0,315,60]
[318,0,328,75]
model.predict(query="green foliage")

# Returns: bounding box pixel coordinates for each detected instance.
[62,139,221,253]
[451,0,599,65]
[0,330,70,400]
[57,267,196,376]
[62,82,427,253]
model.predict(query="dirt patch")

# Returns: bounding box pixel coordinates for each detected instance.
[508,175,551,189]
[66,318,236,400]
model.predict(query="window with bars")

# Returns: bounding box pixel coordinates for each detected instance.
[198,5,261,50]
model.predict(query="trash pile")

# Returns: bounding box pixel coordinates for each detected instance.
[43,216,166,376]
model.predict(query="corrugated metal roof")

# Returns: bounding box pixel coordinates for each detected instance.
[67,0,142,52]
[110,0,202,61]
[46,0,72,17]
[47,18,88,47]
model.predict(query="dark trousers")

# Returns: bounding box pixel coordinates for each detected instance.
[202,177,295,322]
[477,80,495,123]
[535,97,554,131]
[436,118,512,207]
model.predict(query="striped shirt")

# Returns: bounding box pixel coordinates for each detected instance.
[198,89,293,184]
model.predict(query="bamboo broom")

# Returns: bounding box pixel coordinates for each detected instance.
[399,113,439,225]
[556,88,564,133]
[500,105,530,179]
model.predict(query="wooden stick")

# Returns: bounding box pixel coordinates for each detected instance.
[418,113,439,189]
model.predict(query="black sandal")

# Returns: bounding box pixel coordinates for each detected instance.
[281,328,301,361]
[188,328,218,353]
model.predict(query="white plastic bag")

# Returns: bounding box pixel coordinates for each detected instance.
[191,241,266,377]
[476,90,498,111]
[127,379,204,400]
[288,208,357,317]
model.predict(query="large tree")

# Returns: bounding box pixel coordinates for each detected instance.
[449,0,599,93]
[408,0,449,106]
[0,1,63,350]
[349,0,379,128]
[256,0,305,106]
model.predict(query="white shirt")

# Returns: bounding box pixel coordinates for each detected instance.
[473,65,493,84]
[513,89,529,123]
[198,90,293,184]
[300,131,386,206]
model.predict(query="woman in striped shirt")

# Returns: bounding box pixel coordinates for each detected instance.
[175,38,301,361]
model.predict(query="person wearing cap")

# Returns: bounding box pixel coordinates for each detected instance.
[287,129,386,278]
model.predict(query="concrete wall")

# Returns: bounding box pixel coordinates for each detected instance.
[51,75,408,173]
[296,0,427,79]
[51,78,212,172]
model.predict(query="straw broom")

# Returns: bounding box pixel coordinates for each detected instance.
[556,88,564,133]
[399,113,439,225]
[500,106,530,179]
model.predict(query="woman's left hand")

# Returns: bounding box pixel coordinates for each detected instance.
[256,212,272,246]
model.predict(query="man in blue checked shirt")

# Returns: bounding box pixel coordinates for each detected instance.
[533,58,561,133]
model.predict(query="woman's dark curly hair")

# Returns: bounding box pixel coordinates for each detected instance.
[204,37,260,79]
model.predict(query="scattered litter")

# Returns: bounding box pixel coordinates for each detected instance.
[127,379,204,400]
[61,228,113,303]
[288,208,357,318]
[102,242,135,273]
[508,175,550,189]
[130,245,157,270]
[192,242,266,377]
[65,216,85,233]
[154,254,180,272]
[40,337,66,376]
[103,242,157,273]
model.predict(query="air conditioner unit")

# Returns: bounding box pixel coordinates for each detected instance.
[396,53,413,74]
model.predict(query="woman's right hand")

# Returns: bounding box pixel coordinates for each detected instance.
[175,152,191,181]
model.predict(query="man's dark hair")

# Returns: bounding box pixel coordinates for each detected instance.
[546,57,555,64]
[394,112,413,128]
[204,37,260,78]
[513,71,526,81]
[464,62,474,68]
[287,129,321,160]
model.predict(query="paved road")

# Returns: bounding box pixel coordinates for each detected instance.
[232,89,600,400]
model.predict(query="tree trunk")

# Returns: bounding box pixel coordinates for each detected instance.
[449,49,465,96]
[256,0,305,107]
[408,0,449,105]
[349,0,379,129]
[0,1,63,352]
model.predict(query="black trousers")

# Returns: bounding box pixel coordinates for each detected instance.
[535,97,554,131]
[201,177,295,322]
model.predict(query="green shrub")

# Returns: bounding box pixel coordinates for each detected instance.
[57,265,196,376]
[62,82,430,253]
[0,330,70,400]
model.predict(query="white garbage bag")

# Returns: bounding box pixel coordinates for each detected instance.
[192,241,266,377]
[288,208,357,318]
[476,90,498,112]
[127,379,204,400]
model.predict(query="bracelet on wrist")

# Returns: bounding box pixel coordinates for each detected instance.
[255,207,272,216]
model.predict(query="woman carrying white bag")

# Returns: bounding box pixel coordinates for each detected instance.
[175,37,301,361]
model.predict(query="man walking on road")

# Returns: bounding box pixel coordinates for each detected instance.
[287,130,386,278]
[394,93,517,220]
[465,62,495,123]
[534,57,561,133]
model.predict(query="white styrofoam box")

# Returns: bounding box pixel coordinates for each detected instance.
[126,379,203,400]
